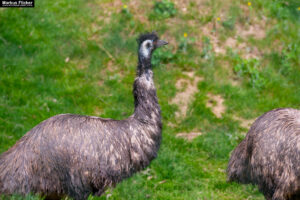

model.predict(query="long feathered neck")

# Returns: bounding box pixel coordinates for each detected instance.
[133,53,161,125]
[137,50,152,76]
[128,51,162,171]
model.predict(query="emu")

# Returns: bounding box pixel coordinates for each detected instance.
[0,33,168,200]
[227,108,300,200]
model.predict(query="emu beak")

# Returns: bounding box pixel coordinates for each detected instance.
[156,40,168,48]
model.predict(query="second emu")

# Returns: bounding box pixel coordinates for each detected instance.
[0,33,168,199]
[227,108,300,200]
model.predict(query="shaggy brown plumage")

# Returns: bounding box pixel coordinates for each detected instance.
[227,108,300,200]
[0,33,168,200]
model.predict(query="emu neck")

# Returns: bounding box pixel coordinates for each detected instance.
[137,53,152,76]
[133,57,160,125]
[130,57,162,171]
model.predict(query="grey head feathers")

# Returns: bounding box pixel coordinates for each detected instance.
[136,32,167,77]
[137,32,168,60]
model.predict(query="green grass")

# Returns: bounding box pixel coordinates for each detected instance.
[1,0,300,199]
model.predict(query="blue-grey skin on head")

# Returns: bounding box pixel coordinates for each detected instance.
[136,32,168,76]
[137,32,168,59]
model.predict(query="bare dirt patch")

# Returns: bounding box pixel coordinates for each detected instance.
[203,33,263,59]
[176,131,203,141]
[127,1,152,26]
[233,115,256,130]
[170,71,203,118]
[89,0,152,38]
[167,121,176,128]
[236,23,266,40]
[173,0,210,14]
[161,31,178,52]
[93,0,152,27]
[230,76,240,86]
[206,93,226,118]
[224,37,262,59]
[197,22,225,54]
[195,5,267,59]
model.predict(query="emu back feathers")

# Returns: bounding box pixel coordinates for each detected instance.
[227,108,300,200]
[0,111,161,199]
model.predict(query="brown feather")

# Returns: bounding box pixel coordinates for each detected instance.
[0,33,164,200]
[227,108,300,200]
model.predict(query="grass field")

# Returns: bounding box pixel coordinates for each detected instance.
[0,0,299,199]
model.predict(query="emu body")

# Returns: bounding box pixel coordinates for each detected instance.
[0,33,167,200]
[227,108,300,200]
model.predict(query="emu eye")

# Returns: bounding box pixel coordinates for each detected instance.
[146,42,151,49]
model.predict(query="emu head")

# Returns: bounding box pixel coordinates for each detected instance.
[137,32,168,60]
